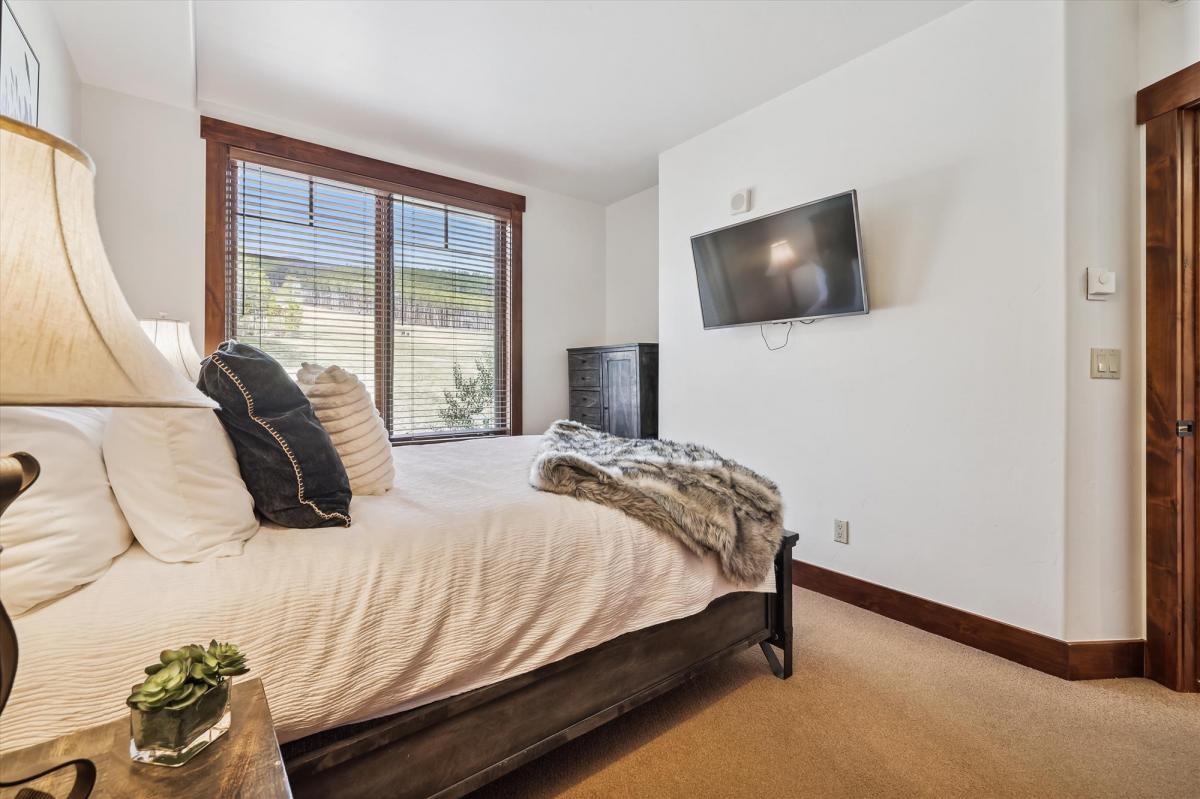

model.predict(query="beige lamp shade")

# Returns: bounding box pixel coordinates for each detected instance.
[0,116,214,408]
[140,317,203,383]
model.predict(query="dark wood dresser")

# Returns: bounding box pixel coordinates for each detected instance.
[567,343,657,438]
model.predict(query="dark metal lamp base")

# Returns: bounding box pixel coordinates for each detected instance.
[0,452,96,798]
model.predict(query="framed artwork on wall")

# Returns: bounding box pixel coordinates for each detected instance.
[0,0,39,125]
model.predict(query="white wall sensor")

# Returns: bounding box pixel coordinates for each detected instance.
[1086,267,1116,300]
[730,188,752,215]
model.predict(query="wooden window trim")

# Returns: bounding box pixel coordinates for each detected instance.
[201,117,526,213]
[201,117,524,438]
[1138,61,1200,693]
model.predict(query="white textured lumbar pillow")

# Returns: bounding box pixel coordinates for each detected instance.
[103,407,260,562]
[296,363,395,495]
[0,408,133,615]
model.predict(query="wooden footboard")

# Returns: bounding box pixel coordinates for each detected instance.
[284,533,796,798]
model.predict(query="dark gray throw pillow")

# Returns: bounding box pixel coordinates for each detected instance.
[197,341,352,528]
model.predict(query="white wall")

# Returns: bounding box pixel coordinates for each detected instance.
[1063,1,1141,641]
[1137,0,1200,87]
[77,93,606,434]
[55,0,1159,639]
[80,85,205,339]
[660,1,1082,638]
[7,0,79,140]
[604,186,659,343]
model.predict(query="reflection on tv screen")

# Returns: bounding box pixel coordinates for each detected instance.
[691,191,867,328]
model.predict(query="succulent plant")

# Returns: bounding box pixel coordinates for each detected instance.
[207,640,249,677]
[127,640,249,713]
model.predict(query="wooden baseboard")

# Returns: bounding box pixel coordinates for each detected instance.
[792,561,1144,681]
[1065,640,1145,681]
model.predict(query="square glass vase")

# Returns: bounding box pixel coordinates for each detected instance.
[129,678,232,767]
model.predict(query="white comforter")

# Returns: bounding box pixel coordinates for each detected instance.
[4,435,771,752]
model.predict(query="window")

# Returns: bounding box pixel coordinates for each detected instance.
[202,118,524,443]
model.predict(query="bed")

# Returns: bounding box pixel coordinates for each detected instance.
[3,435,794,797]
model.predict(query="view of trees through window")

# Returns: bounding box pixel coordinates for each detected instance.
[231,161,507,440]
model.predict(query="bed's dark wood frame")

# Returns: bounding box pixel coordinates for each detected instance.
[282,533,797,798]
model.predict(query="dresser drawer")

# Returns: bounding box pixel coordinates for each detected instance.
[569,369,600,388]
[568,352,601,372]
[569,389,600,409]
[570,406,602,428]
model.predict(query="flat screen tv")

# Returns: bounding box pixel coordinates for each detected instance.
[691,190,868,329]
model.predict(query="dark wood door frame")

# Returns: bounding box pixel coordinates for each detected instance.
[1139,61,1200,693]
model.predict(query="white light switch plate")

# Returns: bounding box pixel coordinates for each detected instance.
[1086,267,1116,300]
[1090,348,1120,379]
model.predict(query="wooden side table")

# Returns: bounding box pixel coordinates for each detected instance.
[0,678,290,798]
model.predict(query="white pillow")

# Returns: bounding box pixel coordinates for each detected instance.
[296,363,395,495]
[0,408,132,616]
[103,407,259,562]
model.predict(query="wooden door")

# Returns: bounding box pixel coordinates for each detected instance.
[1190,109,1199,693]
[601,350,638,438]
[1192,110,1199,694]
[1142,63,1200,692]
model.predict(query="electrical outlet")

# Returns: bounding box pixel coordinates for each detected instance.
[833,519,850,545]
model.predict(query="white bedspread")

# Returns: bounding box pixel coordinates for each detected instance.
[4,435,771,752]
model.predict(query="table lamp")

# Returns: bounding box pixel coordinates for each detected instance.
[139,316,203,382]
[0,115,216,795]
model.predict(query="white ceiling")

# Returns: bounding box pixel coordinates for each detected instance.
[53,0,964,204]
[51,0,196,110]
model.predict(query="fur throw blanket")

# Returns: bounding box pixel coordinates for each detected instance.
[530,420,783,585]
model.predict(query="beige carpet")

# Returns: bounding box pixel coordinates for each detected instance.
[472,588,1200,799]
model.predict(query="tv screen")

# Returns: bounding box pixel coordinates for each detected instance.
[691,190,868,328]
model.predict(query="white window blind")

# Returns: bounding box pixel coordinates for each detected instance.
[226,158,513,442]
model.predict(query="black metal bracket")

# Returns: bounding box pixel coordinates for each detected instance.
[761,531,797,679]
[759,640,786,678]
[0,758,96,799]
